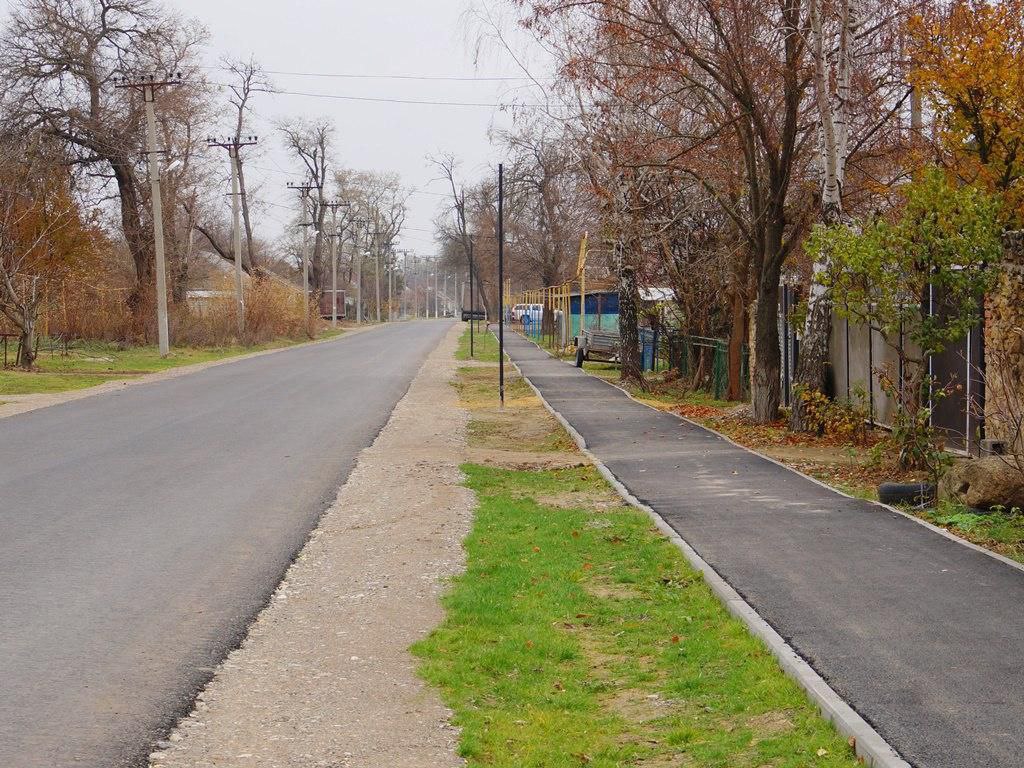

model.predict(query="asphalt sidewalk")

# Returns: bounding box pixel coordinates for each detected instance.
[504,332,1024,768]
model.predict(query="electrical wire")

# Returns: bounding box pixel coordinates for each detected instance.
[208,81,541,108]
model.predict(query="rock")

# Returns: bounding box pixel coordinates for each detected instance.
[940,457,1024,510]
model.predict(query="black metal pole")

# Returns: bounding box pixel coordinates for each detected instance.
[498,163,505,407]
[469,240,475,358]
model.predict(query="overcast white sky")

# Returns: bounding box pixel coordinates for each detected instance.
[174,0,549,254]
[1,0,551,255]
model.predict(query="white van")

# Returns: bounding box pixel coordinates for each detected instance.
[511,303,543,323]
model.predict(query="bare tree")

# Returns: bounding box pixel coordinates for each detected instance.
[335,167,408,315]
[223,55,272,271]
[430,153,491,317]
[279,116,332,293]
[0,0,207,318]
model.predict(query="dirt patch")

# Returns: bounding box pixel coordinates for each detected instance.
[747,710,795,739]
[585,580,643,601]
[466,447,587,471]
[149,324,470,768]
[456,365,579,456]
[634,755,695,767]
[535,489,624,510]
[606,688,678,723]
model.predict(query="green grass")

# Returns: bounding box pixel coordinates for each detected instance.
[0,331,344,396]
[917,500,1024,564]
[414,463,861,767]
[456,322,500,362]
[0,371,127,395]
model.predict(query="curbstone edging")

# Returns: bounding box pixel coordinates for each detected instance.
[503,335,913,768]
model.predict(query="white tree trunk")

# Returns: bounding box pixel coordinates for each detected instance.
[792,0,859,430]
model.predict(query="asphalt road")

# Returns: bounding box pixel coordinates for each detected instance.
[505,332,1024,768]
[0,320,452,768]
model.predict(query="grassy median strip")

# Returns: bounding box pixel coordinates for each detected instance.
[414,330,859,767]
[455,321,500,363]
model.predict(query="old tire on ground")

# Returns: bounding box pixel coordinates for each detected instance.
[878,482,936,507]
[575,347,585,368]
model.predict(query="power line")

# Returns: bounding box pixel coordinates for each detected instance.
[210,82,542,108]
[207,65,543,82]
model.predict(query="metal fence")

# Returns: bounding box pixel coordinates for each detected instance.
[641,329,750,400]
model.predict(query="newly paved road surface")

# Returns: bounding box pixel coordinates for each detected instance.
[505,332,1024,768]
[0,321,451,768]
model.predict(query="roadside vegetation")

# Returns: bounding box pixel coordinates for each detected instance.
[0,328,345,396]
[414,327,861,766]
[455,321,500,363]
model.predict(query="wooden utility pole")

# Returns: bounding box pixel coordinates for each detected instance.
[207,135,258,335]
[114,73,183,356]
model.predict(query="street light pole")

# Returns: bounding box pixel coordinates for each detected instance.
[469,240,475,358]
[498,163,505,407]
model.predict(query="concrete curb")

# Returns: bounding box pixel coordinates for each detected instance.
[503,334,912,768]
[577,351,1024,580]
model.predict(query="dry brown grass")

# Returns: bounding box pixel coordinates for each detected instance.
[172,277,313,347]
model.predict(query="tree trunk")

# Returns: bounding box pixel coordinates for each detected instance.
[790,0,854,430]
[617,240,646,389]
[17,315,35,369]
[726,253,750,401]
[237,159,257,271]
[110,154,151,318]
[752,273,782,422]
[790,291,833,429]
[727,291,747,401]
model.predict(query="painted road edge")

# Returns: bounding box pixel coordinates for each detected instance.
[502,336,912,768]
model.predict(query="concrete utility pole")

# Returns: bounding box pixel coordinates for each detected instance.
[373,230,383,323]
[434,264,440,318]
[115,73,183,357]
[350,218,367,323]
[323,201,351,328]
[287,181,319,309]
[411,255,418,318]
[208,135,258,335]
[398,249,412,319]
[443,272,449,317]
[387,247,394,322]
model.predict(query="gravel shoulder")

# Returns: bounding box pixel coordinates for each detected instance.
[149,323,470,768]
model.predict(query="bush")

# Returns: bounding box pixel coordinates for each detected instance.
[793,384,870,443]
[171,276,314,347]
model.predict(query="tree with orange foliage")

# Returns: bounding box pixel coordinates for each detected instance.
[909,0,1024,223]
[0,138,104,368]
